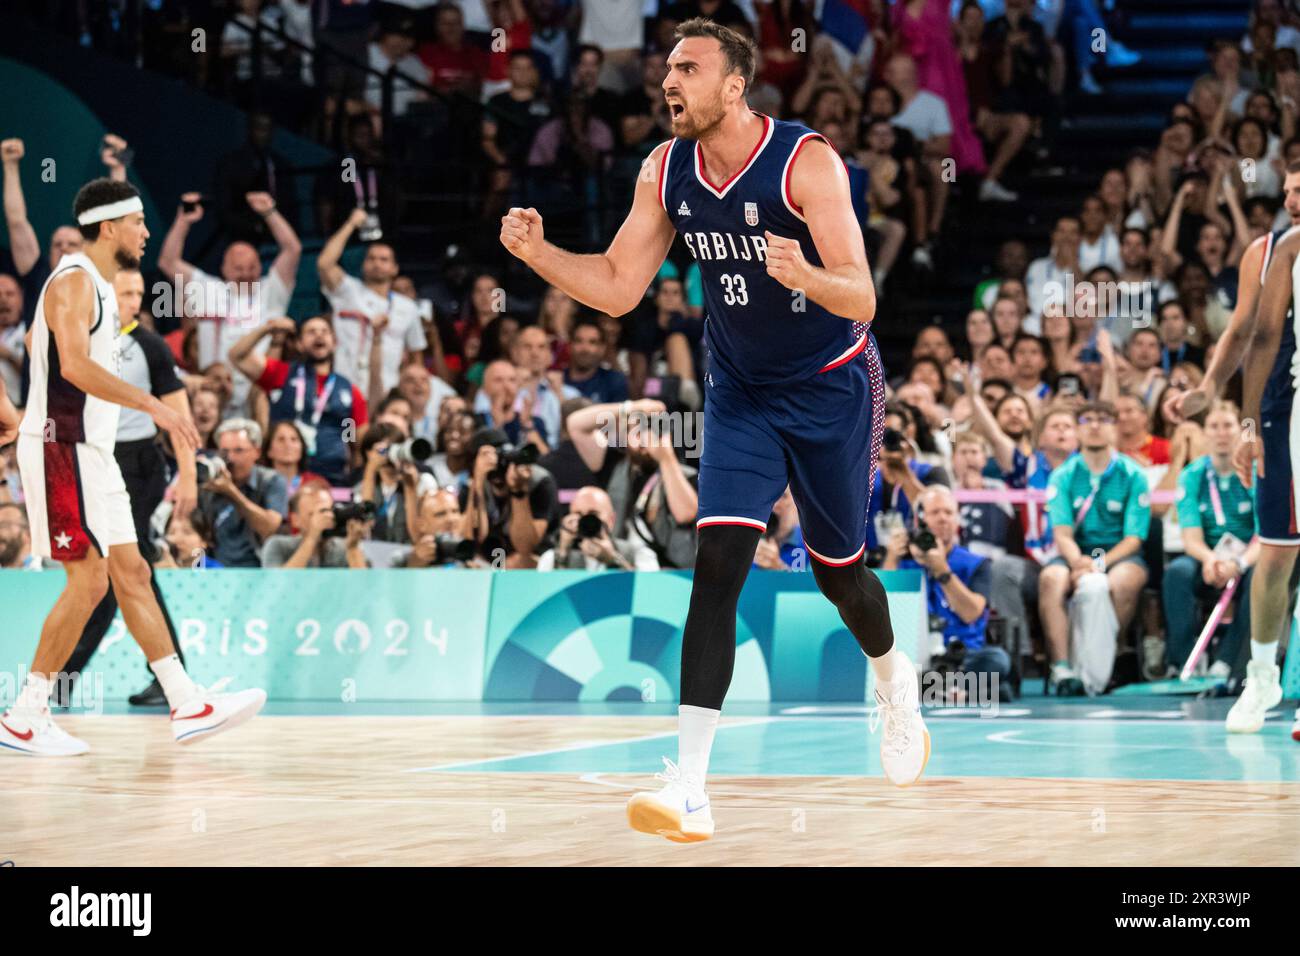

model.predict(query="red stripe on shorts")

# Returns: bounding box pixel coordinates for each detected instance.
[43,443,92,561]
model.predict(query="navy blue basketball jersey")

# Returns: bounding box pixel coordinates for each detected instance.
[1260,225,1298,414]
[658,113,867,386]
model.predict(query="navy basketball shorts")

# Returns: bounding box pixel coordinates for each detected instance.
[696,335,886,565]
[1256,393,1300,546]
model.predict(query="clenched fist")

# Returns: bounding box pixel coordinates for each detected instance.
[763,230,809,290]
[500,207,545,263]
[1,138,24,164]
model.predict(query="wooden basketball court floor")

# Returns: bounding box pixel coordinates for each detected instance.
[2,696,1297,866]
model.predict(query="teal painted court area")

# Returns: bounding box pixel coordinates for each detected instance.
[408,699,1300,783]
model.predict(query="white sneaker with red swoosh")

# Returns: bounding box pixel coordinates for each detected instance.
[0,707,90,756]
[171,679,266,745]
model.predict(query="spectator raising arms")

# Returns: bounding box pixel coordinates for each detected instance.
[228,316,369,486]
[317,208,428,401]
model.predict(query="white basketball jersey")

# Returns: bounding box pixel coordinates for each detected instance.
[19,252,123,451]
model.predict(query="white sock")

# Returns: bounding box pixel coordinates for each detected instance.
[677,704,719,786]
[14,672,52,714]
[1250,640,1278,667]
[149,654,199,708]
[869,647,899,685]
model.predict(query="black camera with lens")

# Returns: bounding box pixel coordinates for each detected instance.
[881,428,907,453]
[194,457,220,485]
[489,442,540,483]
[434,533,476,564]
[909,519,937,554]
[575,513,605,539]
[324,500,377,537]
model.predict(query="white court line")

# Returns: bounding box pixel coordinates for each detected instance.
[3,786,1297,820]
[985,728,1294,753]
[404,717,777,774]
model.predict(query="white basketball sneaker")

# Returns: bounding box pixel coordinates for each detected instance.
[626,757,714,843]
[1225,661,1283,734]
[0,707,90,756]
[171,678,267,745]
[870,654,930,786]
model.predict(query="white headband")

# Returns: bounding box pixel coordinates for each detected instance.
[76,196,143,225]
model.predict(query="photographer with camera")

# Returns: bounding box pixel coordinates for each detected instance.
[262,483,372,568]
[460,427,558,568]
[394,488,478,568]
[355,421,437,544]
[880,485,1009,692]
[867,404,950,554]
[566,398,699,569]
[538,486,660,571]
[198,419,288,567]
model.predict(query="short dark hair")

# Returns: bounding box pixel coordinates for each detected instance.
[73,178,140,241]
[360,421,405,458]
[377,389,412,415]
[1121,226,1150,246]
[1157,300,1186,322]
[1011,333,1047,357]
[675,17,757,92]
[571,314,606,342]
[574,43,604,66]
[866,83,901,116]
[1079,400,1118,420]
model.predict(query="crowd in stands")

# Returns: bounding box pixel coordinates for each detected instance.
[4,0,1297,698]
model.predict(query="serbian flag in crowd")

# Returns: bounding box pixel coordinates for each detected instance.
[818,0,873,56]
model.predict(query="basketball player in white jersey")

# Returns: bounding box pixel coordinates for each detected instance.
[1178,163,1300,737]
[0,178,266,756]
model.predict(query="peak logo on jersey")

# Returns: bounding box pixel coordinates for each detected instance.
[677,201,691,217]
[745,202,759,227]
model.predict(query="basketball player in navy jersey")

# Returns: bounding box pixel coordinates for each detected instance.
[0,178,266,756]
[501,19,928,842]
[1179,163,1300,737]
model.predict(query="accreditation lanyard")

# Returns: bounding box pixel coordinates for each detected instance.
[1073,454,1118,531]
[293,367,337,427]
[352,168,378,208]
[1206,470,1228,527]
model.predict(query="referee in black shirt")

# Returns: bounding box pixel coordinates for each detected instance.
[57,267,198,707]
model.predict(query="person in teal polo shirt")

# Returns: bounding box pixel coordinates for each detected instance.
[1039,401,1151,695]
[1163,401,1259,677]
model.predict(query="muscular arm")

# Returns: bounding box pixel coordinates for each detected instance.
[45,272,169,417]
[501,142,677,317]
[159,388,196,493]
[1200,236,1268,395]
[770,139,875,324]
[1242,233,1300,427]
